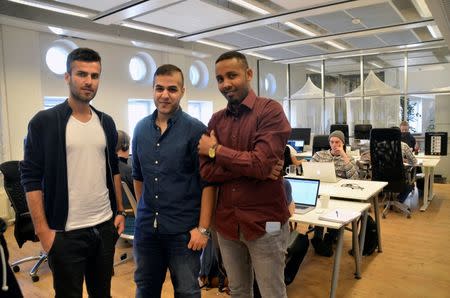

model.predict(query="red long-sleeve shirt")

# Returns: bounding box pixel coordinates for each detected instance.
[200,90,291,240]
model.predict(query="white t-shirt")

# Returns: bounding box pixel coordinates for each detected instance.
[65,111,112,231]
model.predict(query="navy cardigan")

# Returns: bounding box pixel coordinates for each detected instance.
[20,100,119,231]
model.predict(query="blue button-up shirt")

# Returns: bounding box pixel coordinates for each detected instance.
[132,108,207,234]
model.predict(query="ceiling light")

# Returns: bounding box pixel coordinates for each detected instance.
[121,22,178,37]
[246,52,274,60]
[48,26,64,35]
[8,0,90,18]
[352,18,361,25]
[411,0,431,17]
[427,25,442,39]
[229,0,270,15]
[284,21,317,37]
[368,61,382,68]
[196,39,235,51]
[325,40,347,50]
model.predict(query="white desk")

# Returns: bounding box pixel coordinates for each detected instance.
[416,152,441,160]
[417,158,440,211]
[291,200,371,298]
[295,150,312,159]
[316,178,387,252]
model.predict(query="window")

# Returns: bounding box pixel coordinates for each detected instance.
[264,73,277,96]
[45,39,77,75]
[44,96,65,109]
[128,52,156,84]
[189,60,209,89]
[188,100,213,125]
[128,99,156,143]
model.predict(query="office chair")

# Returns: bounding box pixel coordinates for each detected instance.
[312,135,330,155]
[114,181,137,267]
[0,160,47,282]
[370,129,416,218]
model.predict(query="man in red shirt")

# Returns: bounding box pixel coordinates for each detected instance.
[198,51,291,298]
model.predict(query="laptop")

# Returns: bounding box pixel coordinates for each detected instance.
[285,177,320,214]
[287,140,304,153]
[302,162,342,183]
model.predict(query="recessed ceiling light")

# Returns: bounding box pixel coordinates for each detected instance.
[8,0,90,18]
[48,26,64,35]
[352,18,361,25]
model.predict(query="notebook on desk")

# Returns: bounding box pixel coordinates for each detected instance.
[285,177,320,214]
[302,162,342,183]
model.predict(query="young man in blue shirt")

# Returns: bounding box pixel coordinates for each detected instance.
[132,64,215,297]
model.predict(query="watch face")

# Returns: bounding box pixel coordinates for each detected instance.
[208,147,216,158]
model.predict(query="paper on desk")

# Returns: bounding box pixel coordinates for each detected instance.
[319,208,361,224]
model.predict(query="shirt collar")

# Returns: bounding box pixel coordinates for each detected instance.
[151,107,183,128]
[225,89,256,117]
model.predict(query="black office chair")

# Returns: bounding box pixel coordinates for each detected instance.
[312,135,331,155]
[370,129,416,218]
[0,160,47,282]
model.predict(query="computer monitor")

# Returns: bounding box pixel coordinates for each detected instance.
[330,124,349,145]
[287,140,305,153]
[425,132,448,156]
[290,128,311,145]
[354,124,372,140]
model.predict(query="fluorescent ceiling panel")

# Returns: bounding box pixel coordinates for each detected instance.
[55,0,129,11]
[271,0,341,10]
[346,2,403,28]
[304,11,365,33]
[377,30,420,45]
[344,36,387,49]
[256,48,300,60]
[211,32,267,48]
[287,44,326,56]
[239,26,296,44]
[134,0,246,33]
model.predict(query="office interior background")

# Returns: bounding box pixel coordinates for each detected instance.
[0,0,449,217]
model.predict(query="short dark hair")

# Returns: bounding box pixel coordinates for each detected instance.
[215,51,249,69]
[66,48,101,73]
[153,64,184,87]
[116,130,130,152]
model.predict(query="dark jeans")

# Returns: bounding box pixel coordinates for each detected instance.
[47,218,119,298]
[134,231,201,298]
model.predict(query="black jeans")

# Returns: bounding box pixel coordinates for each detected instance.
[47,218,119,298]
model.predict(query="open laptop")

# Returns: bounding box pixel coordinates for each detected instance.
[302,162,341,183]
[285,177,320,214]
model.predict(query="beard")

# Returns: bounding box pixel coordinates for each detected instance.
[70,87,96,104]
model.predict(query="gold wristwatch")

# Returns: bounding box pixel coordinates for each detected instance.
[208,143,218,159]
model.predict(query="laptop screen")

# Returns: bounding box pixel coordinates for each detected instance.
[285,178,320,207]
[287,139,305,152]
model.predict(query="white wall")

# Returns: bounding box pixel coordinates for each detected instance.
[0,24,263,161]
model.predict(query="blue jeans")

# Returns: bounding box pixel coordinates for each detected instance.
[47,218,119,298]
[134,231,201,298]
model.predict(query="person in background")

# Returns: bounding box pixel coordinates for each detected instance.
[310,130,358,256]
[198,51,291,298]
[20,47,125,297]
[311,130,358,179]
[116,130,134,209]
[400,120,418,152]
[132,64,215,298]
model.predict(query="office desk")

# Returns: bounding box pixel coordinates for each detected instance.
[318,179,387,252]
[291,200,371,298]
[295,150,312,159]
[417,158,440,211]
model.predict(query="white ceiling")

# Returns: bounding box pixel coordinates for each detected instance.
[1,0,449,64]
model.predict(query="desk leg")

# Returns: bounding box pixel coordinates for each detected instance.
[330,227,345,298]
[372,195,383,252]
[420,166,431,211]
[358,211,368,258]
[429,167,435,202]
[352,218,362,279]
